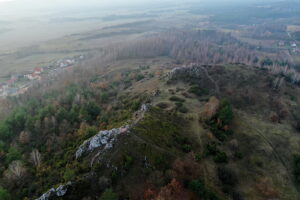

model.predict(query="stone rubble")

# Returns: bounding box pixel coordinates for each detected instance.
[35,182,71,200]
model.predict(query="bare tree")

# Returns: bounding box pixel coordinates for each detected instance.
[4,161,27,185]
[30,149,42,168]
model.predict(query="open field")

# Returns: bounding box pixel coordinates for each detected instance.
[288,25,300,32]
[0,5,209,77]
[2,0,300,78]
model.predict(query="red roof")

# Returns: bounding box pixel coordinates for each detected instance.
[7,79,15,84]
[34,67,43,72]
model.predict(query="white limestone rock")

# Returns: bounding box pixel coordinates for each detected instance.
[75,126,130,159]
[75,104,149,159]
[35,182,71,200]
[168,64,204,80]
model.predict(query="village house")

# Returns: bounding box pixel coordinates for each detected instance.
[278,41,285,46]
[24,67,43,80]
[6,76,17,86]
[24,73,41,81]
[34,67,44,74]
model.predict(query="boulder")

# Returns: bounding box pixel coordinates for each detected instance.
[35,182,71,200]
[168,64,204,80]
[75,104,149,159]
[75,126,130,159]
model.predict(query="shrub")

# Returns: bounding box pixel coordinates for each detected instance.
[0,123,11,141]
[0,140,5,151]
[139,65,150,70]
[234,152,244,159]
[178,106,188,113]
[195,153,202,162]
[131,100,141,111]
[0,187,10,200]
[182,144,192,153]
[99,188,118,200]
[218,100,233,125]
[296,121,300,131]
[156,102,169,109]
[101,92,109,103]
[188,85,209,96]
[217,167,238,186]
[218,167,239,198]
[63,168,76,182]
[214,151,228,163]
[206,99,233,141]
[135,74,145,81]
[261,58,273,66]
[175,102,183,107]
[209,123,227,141]
[189,179,220,200]
[205,143,218,156]
[122,155,134,170]
[174,101,188,113]
[83,126,98,140]
[169,96,185,102]
[294,153,300,183]
[154,154,168,169]
[56,108,69,122]
[5,147,22,165]
[189,179,207,197]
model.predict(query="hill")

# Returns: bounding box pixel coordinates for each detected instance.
[0,29,300,199]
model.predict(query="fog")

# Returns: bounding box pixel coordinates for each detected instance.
[0,0,278,51]
[0,0,183,50]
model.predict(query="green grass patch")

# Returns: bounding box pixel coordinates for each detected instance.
[169,96,185,102]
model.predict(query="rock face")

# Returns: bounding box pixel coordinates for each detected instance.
[75,125,130,159]
[35,182,71,200]
[168,64,204,80]
[75,104,149,159]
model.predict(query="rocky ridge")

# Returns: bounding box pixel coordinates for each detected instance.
[35,182,71,200]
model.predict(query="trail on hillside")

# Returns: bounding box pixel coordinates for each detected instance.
[188,112,209,186]
[242,120,293,182]
[199,66,220,97]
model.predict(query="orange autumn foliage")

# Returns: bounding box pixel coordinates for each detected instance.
[144,179,194,200]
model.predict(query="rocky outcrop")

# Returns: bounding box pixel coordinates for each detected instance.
[35,105,149,199]
[168,64,204,80]
[75,104,149,159]
[35,182,71,200]
[168,64,220,96]
[75,125,130,159]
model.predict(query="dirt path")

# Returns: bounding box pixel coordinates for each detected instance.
[188,112,210,186]
[199,66,220,97]
[241,119,293,182]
